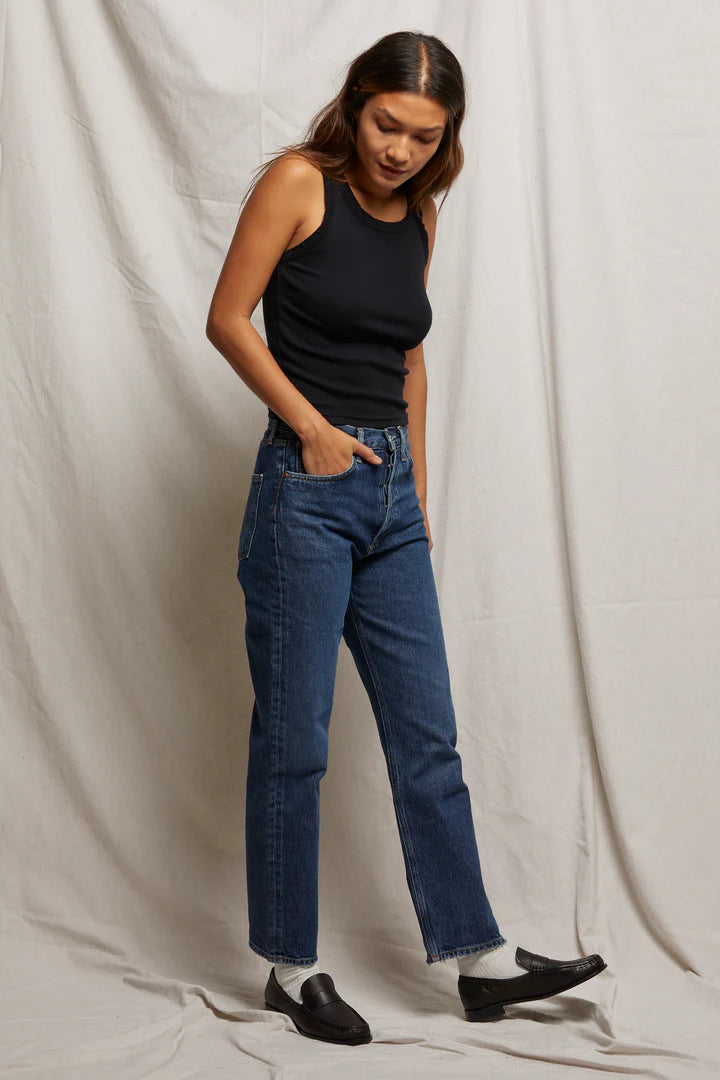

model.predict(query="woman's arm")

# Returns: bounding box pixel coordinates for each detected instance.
[206,155,331,441]
[404,194,437,550]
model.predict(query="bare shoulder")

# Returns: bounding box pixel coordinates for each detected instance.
[420,193,437,222]
[419,194,438,280]
[249,151,321,213]
[248,151,324,242]
[206,152,321,330]
[265,150,321,186]
[420,194,437,244]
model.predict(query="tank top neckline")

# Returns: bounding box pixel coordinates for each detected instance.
[336,175,414,233]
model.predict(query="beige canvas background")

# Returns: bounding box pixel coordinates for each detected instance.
[1,1,719,1076]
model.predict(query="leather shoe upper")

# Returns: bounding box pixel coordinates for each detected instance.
[265,968,372,1043]
[515,945,605,974]
[458,945,607,1013]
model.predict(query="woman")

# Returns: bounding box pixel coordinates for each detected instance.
[206,30,606,1045]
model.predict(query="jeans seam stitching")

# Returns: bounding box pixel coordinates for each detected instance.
[346,597,439,958]
[269,477,285,954]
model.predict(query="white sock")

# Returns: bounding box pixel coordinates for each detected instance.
[456,940,525,978]
[272,960,323,1003]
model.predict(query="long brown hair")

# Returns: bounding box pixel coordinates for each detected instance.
[239,30,465,218]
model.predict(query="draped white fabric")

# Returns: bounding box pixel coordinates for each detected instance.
[2,1,718,1076]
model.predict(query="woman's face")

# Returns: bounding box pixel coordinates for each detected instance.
[352,91,447,189]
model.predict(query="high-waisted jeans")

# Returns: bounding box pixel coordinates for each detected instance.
[235,414,506,965]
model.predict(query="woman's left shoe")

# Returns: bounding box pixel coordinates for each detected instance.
[458,945,607,1022]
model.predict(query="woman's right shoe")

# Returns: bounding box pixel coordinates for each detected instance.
[264,966,372,1044]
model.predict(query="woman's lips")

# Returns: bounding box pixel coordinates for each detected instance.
[379,162,405,176]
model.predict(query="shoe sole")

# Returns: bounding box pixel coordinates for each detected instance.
[264,1001,373,1044]
[463,960,608,1022]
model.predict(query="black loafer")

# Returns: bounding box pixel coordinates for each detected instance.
[264,967,372,1044]
[458,945,608,1022]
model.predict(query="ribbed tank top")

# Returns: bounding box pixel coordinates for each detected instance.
[262,173,432,428]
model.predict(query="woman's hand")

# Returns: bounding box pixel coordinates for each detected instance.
[419,498,433,553]
[299,425,382,476]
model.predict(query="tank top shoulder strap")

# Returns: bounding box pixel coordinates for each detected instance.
[322,172,343,201]
[320,172,345,222]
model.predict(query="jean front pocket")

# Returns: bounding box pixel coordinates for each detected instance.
[284,441,359,482]
[238,473,263,560]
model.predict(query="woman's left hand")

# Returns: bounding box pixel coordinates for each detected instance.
[420,502,433,553]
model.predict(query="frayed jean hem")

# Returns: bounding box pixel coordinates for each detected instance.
[425,934,507,965]
[249,938,319,965]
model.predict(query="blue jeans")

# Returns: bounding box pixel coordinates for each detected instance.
[236,414,506,965]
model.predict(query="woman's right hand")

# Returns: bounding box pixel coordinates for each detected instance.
[299,426,383,476]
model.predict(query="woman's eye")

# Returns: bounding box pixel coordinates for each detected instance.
[377,122,433,145]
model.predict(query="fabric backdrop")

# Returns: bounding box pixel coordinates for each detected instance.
[2,1,719,1076]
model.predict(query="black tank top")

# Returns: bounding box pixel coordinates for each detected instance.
[262,173,432,428]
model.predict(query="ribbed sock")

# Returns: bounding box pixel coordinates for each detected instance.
[272,960,323,1003]
[456,940,525,978]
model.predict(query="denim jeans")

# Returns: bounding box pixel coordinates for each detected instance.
[236,414,506,965]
